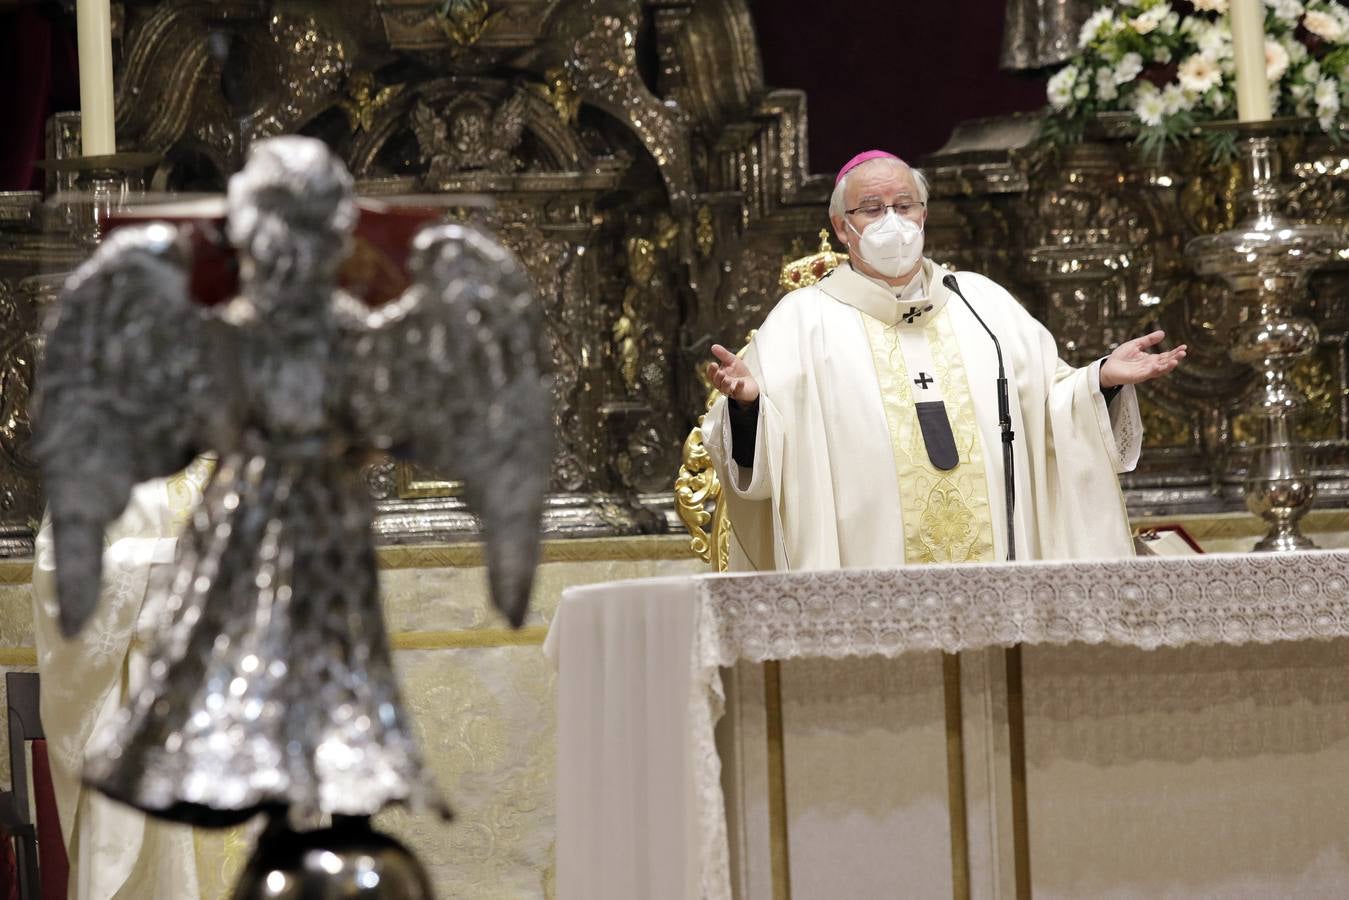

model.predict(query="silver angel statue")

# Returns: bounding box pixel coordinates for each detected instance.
[32,136,552,828]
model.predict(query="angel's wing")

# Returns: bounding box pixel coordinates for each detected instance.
[489,91,529,166]
[412,102,447,165]
[31,223,212,636]
[344,222,552,627]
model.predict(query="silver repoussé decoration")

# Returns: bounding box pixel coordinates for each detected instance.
[30,136,553,893]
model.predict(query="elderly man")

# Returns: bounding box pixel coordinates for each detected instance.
[702,150,1185,570]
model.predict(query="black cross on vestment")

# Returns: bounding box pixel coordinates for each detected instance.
[902,303,934,324]
[913,371,934,390]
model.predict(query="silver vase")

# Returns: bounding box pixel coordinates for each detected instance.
[1186,126,1343,551]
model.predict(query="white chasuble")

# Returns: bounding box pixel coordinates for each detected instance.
[32,458,214,900]
[703,260,1140,572]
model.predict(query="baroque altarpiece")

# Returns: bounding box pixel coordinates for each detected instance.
[2,0,1349,557]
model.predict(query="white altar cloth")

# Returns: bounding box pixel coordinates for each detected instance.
[544,550,1349,900]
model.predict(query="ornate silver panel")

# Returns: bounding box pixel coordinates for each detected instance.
[11,0,1349,555]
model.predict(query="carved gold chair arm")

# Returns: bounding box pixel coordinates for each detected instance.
[673,231,849,570]
[674,415,722,567]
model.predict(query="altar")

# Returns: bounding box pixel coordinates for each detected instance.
[547,550,1349,900]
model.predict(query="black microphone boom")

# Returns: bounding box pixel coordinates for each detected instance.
[942,273,1017,562]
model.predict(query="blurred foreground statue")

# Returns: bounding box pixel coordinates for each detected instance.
[31,136,552,895]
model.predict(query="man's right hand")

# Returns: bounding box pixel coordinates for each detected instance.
[707,344,760,405]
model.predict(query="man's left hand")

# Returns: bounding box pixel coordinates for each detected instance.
[1100,330,1187,389]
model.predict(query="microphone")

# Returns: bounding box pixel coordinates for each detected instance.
[942,273,1017,562]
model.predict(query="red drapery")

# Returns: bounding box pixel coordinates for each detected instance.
[29,741,68,900]
[748,0,1049,172]
[5,3,1048,190]
[1,5,79,192]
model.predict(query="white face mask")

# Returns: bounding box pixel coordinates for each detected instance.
[848,211,924,279]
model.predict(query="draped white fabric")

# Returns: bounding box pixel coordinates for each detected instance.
[547,550,1349,900]
[544,576,705,900]
[32,475,206,900]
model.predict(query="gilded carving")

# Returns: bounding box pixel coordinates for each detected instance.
[482,210,601,495]
[119,7,349,172]
[1178,156,1242,235]
[240,14,350,142]
[115,3,236,154]
[412,92,529,179]
[1138,396,1192,450]
[674,416,719,565]
[609,213,682,495]
[695,205,715,258]
[394,201,601,501]
[525,68,582,127]
[339,73,406,134]
[557,0,695,216]
[675,331,757,569]
[706,237,804,362]
[1229,346,1347,446]
[434,0,499,46]
[1292,347,1341,443]
[1020,144,1157,364]
[0,333,38,474]
[1286,154,1349,227]
[613,242,647,394]
[347,76,592,180]
[396,463,465,500]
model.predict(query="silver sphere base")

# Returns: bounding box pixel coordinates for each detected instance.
[232,817,434,899]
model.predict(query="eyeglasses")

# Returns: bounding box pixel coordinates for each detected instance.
[845,201,926,222]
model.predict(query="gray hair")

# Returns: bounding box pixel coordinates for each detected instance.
[828,157,929,221]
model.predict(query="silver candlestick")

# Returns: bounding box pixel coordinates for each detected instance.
[1186,124,1344,551]
[35,152,159,244]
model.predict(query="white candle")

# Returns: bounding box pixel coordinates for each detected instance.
[1230,0,1272,122]
[76,0,116,156]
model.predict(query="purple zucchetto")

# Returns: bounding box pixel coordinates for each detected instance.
[835,150,902,184]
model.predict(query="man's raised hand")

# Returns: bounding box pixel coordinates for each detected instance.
[707,344,760,406]
[1100,330,1187,389]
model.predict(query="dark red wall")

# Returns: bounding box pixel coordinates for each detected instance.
[747,0,1049,174]
[1,3,78,191]
[2,2,1051,191]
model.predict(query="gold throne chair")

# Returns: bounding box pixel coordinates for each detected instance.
[674,231,847,570]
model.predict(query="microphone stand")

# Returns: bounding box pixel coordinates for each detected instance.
[942,274,1016,561]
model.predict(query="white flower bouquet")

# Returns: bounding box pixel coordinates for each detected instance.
[1045,0,1349,152]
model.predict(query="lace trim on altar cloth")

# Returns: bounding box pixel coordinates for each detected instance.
[689,549,1349,897]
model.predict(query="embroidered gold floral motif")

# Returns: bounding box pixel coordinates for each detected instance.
[862,309,995,565]
[166,455,217,530]
[920,485,979,554]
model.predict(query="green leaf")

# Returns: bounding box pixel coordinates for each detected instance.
[1132,111,1196,165]
[1202,128,1239,165]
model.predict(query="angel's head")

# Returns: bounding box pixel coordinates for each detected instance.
[226,136,356,290]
